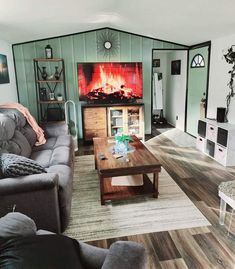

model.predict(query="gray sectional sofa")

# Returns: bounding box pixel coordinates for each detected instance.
[0,108,74,232]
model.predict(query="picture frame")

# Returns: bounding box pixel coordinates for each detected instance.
[171,60,181,75]
[152,59,160,68]
[0,54,10,84]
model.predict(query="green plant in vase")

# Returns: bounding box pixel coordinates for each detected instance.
[115,134,133,152]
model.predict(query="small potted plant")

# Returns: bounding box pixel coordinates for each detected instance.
[56,93,63,101]
[115,134,133,153]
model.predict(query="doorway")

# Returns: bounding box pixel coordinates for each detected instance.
[151,49,188,131]
[185,43,211,137]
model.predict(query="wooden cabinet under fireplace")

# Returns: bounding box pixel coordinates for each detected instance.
[82,104,144,142]
[82,107,107,141]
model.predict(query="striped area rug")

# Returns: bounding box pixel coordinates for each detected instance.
[64,155,210,242]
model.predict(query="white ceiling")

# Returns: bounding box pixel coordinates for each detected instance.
[1,0,235,45]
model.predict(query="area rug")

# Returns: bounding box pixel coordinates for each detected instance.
[64,155,210,242]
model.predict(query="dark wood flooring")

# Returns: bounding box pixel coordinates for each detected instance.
[77,132,235,269]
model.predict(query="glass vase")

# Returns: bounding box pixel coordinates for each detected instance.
[54,66,60,80]
[41,66,48,80]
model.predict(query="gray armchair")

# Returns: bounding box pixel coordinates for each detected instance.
[0,213,147,269]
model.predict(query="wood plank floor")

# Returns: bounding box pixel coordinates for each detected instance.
[77,131,235,269]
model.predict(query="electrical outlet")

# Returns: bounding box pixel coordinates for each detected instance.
[176,115,178,120]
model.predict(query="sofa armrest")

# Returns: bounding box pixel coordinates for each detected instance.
[42,122,69,138]
[78,241,108,269]
[101,241,147,269]
[0,173,58,195]
[0,173,61,233]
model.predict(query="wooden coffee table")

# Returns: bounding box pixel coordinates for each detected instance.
[93,136,162,205]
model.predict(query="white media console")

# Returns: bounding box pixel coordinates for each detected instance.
[196,118,235,166]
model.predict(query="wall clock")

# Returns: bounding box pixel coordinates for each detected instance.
[97,31,119,57]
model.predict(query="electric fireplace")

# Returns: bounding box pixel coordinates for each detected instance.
[78,62,142,103]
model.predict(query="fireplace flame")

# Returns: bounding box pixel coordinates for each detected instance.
[78,63,142,101]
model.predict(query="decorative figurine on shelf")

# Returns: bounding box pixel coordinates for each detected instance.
[39,88,47,101]
[56,93,63,101]
[41,67,48,80]
[54,66,60,80]
[49,92,55,100]
[45,44,53,59]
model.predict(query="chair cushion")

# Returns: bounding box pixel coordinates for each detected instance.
[0,153,46,177]
[218,180,235,199]
[0,235,84,269]
[0,212,37,238]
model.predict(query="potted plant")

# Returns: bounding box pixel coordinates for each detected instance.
[56,93,63,101]
[115,134,133,153]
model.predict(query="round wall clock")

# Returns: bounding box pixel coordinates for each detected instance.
[97,31,119,57]
[104,41,112,50]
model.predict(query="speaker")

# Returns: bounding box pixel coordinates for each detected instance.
[216,107,226,123]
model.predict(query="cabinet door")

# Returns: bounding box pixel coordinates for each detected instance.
[107,107,126,137]
[83,107,107,141]
[127,106,144,139]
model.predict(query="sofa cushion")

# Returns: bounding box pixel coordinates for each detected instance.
[32,135,72,152]
[0,130,32,158]
[21,124,37,147]
[31,135,73,168]
[0,235,84,269]
[12,130,32,157]
[1,153,46,177]
[30,149,52,168]
[0,114,16,140]
[0,108,26,129]
[0,212,37,238]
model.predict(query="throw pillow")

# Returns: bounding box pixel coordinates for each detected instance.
[0,153,46,177]
[0,212,37,238]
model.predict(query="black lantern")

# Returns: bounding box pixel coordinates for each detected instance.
[45,44,53,59]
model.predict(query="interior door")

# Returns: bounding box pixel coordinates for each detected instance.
[186,45,210,136]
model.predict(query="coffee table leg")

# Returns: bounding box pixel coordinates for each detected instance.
[153,172,159,198]
[99,175,105,205]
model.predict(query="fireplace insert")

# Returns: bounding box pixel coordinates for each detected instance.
[77,62,142,103]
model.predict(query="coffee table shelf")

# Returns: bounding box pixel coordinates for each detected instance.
[103,175,154,202]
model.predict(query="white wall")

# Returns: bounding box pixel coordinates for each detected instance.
[165,50,187,130]
[208,33,235,123]
[152,51,168,117]
[0,39,18,103]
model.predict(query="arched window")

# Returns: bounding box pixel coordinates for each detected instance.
[191,54,205,68]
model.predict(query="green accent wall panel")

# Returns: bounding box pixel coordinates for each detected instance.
[153,40,163,49]
[163,42,174,49]
[96,29,109,62]
[131,35,142,61]
[109,29,120,62]
[85,31,97,62]
[22,43,37,118]
[60,36,74,100]
[14,45,29,108]
[120,32,131,61]
[73,34,86,63]
[13,28,187,138]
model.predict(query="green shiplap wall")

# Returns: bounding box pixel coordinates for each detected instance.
[13,28,187,137]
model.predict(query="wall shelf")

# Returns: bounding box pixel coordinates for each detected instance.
[33,58,67,122]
